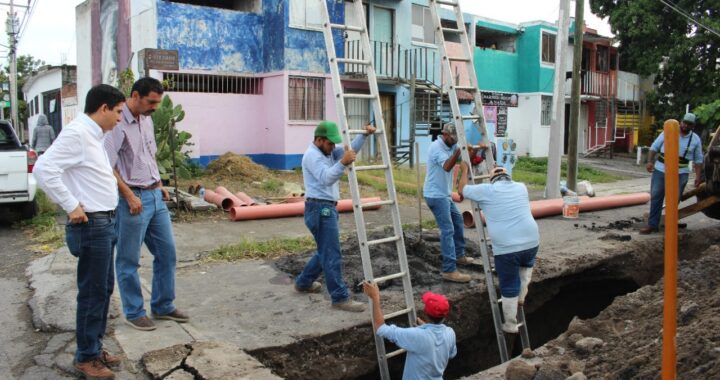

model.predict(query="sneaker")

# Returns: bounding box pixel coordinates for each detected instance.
[100,350,122,367]
[152,309,190,323]
[74,357,114,379]
[294,281,322,293]
[125,316,156,331]
[442,271,472,283]
[332,299,366,313]
[456,256,475,265]
[639,226,659,235]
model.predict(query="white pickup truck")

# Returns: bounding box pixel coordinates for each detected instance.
[0,120,37,221]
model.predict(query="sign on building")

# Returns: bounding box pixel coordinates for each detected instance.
[138,49,179,76]
[481,91,519,108]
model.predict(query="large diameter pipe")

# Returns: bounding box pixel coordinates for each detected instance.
[215,186,245,210]
[203,189,224,209]
[235,192,258,206]
[461,192,650,228]
[229,197,383,221]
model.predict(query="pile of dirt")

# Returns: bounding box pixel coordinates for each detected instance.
[206,152,269,181]
[506,243,720,379]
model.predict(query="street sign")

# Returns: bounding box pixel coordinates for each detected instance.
[138,49,179,77]
[0,101,10,108]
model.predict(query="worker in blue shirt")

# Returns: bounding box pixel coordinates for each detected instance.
[459,167,539,333]
[363,281,457,380]
[294,120,375,312]
[424,123,475,283]
[640,113,704,234]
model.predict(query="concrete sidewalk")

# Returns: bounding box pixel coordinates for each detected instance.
[26,167,717,378]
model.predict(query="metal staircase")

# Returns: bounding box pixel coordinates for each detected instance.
[428,0,531,362]
[320,1,417,378]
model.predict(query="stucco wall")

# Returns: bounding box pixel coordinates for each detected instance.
[75,1,92,113]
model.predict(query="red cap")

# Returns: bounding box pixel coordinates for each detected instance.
[422,291,450,318]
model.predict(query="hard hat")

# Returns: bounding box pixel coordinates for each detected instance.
[490,167,511,183]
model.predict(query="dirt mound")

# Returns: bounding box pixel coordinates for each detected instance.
[275,229,485,294]
[206,153,269,181]
[517,243,720,379]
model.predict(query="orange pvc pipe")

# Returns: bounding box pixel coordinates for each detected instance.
[662,119,680,380]
[235,192,258,206]
[203,189,224,209]
[461,193,650,228]
[215,186,246,210]
[229,197,383,221]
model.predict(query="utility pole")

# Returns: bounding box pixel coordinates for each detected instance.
[6,0,19,139]
[545,0,570,198]
[567,0,584,191]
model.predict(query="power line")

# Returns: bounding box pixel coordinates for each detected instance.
[658,0,720,39]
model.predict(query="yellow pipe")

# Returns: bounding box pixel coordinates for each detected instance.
[662,119,679,380]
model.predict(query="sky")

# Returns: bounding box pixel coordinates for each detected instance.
[0,0,611,67]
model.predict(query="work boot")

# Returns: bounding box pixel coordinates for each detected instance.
[74,357,114,380]
[100,350,122,367]
[456,256,475,265]
[125,316,156,331]
[295,281,322,293]
[152,309,190,323]
[442,271,471,283]
[519,267,533,305]
[639,225,659,235]
[332,299,366,313]
[501,296,519,334]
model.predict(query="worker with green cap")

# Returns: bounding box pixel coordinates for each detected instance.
[294,120,376,312]
[641,112,704,234]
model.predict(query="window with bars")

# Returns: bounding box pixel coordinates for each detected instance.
[541,95,552,126]
[541,32,556,64]
[161,72,262,94]
[289,76,325,121]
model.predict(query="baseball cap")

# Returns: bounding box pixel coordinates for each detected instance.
[441,123,457,137]
[422,291,450,318]
[314,121,343,144]
[682,113,696,125]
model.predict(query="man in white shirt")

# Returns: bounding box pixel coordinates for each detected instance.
[34,84,126,380]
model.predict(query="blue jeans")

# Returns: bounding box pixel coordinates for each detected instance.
[115,188,177,320]
[65,215,117,363]
[295,200,349,304]
[425,196,466,273]
[494,246,538,298]
[648,170,689,228]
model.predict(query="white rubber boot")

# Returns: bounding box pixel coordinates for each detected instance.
[501,296,519,333]
[519,267,533,305]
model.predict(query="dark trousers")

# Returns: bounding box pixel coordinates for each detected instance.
[65,215,117,363]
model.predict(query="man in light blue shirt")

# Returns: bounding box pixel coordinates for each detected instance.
[363,281,457,380]
[640,113,704,234]
[424,123,474,283]
[294,120,375,312]
[460,167,539,333]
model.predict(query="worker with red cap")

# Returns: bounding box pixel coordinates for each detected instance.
[362,281,457,379]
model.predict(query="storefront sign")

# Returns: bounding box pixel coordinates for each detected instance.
[138,49,179,76]
[481,91,519,107]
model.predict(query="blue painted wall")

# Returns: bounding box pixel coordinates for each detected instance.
[157,1,264,73]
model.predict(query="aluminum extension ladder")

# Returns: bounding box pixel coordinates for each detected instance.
[319,1,417,378]
[427,0,531,362]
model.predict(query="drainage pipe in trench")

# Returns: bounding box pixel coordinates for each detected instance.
[229,197,383,221]
[458,192,651,228]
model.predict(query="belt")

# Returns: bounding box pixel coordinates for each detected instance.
[305,197,338,206]
[129,182,160,191]
[85,210,115,219]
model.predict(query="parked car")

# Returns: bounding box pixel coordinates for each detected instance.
[0,120,37,221]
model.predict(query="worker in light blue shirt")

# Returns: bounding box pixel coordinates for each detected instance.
[640,113,704,234]
[363,281,457,380]
[460,167,539,333]
[424,123,475,283]
[294,120,375,313]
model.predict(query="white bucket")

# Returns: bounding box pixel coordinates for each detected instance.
[563,196,580,219]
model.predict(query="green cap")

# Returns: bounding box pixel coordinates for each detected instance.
[314,121,342,144]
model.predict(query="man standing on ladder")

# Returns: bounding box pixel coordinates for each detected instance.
[294,120,375,312]
[424,123,475,283]
[362,281,457,379]
[459,167,539,333]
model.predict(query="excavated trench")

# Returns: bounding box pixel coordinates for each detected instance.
[249,226,720,380]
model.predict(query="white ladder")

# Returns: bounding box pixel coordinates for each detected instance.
[319,1,417,378]
[428,0,531,362]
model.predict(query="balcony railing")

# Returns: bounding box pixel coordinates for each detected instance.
[581,70,617,97]
[342,40,439,85]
